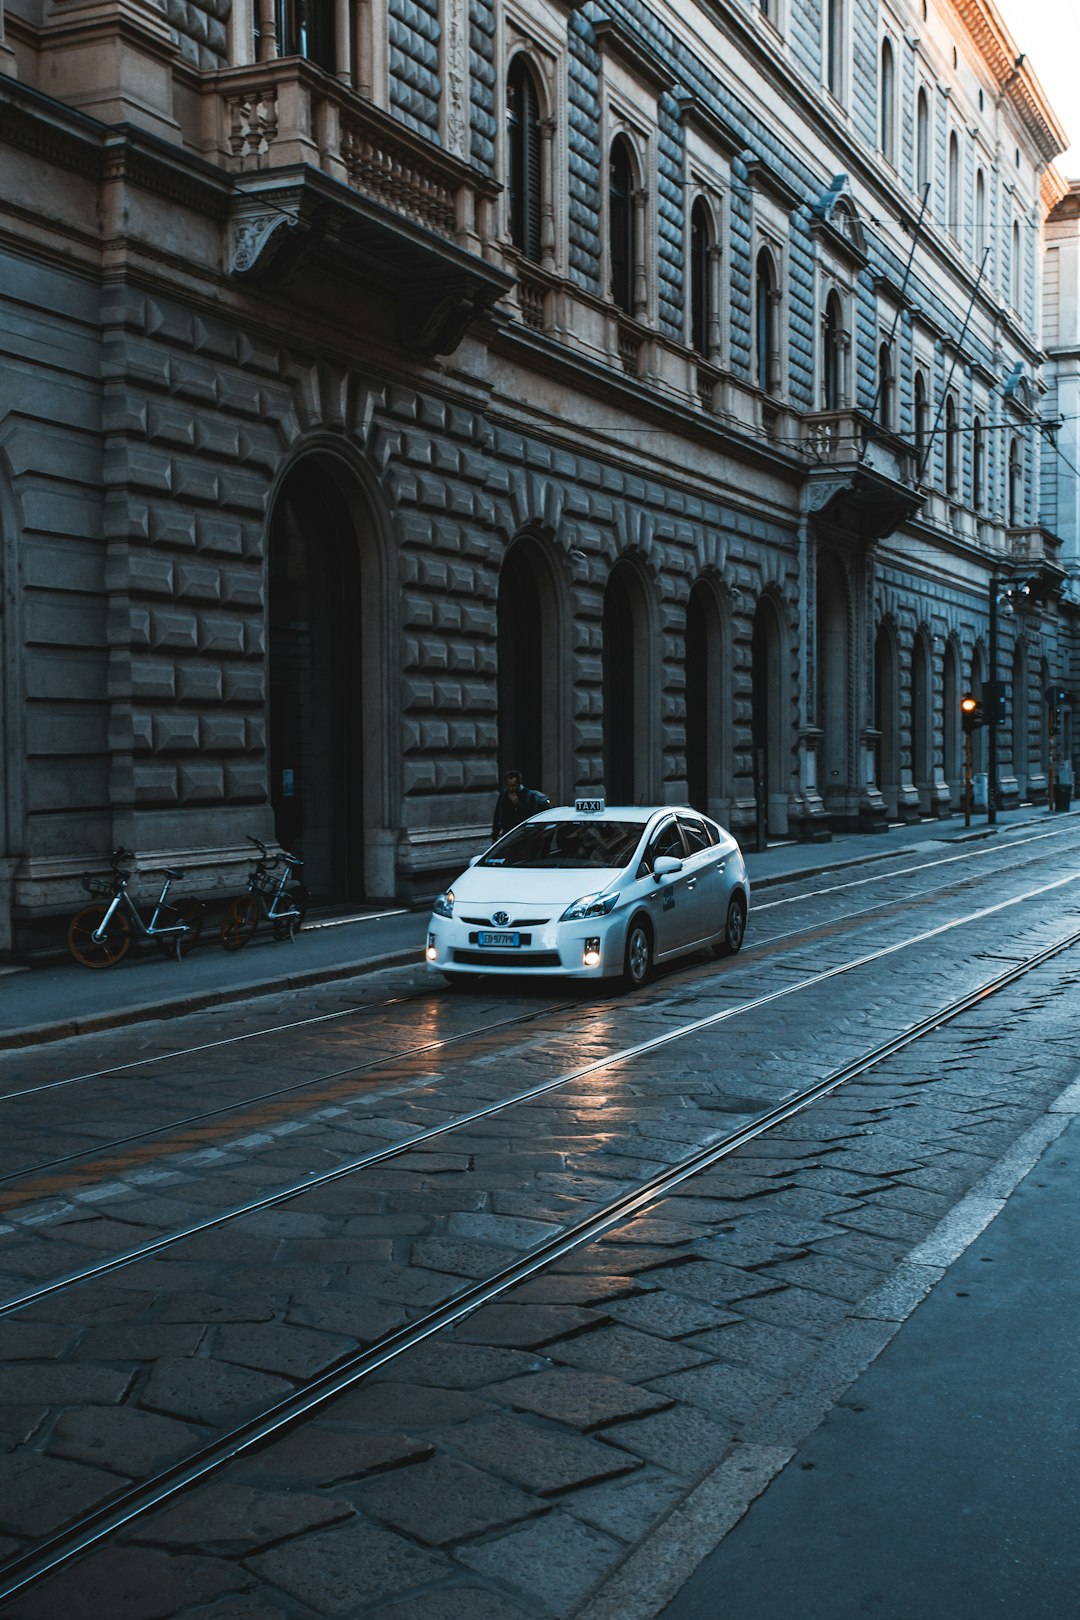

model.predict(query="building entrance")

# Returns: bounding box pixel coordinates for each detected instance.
[268,461,364,903]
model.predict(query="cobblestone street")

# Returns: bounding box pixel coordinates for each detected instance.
[2,821,1080,1616]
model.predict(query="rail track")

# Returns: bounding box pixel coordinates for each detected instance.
[2,861,1080,1605]
[0,824,1073,1208]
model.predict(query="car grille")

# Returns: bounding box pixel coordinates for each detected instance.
[460,916,550,926]
[453,949,562,967]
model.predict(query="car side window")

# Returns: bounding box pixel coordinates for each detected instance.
[638,818,685,876]
[677,815,711,855]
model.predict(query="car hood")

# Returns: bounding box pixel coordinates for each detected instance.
[447,866,624,910]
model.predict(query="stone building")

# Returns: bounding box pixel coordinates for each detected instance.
[0,0,1074,953]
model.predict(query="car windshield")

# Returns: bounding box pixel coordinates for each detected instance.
[480,820,644,870]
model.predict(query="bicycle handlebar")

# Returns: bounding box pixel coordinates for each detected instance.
[245,834,301,870]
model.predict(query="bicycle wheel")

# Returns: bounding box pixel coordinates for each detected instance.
[220,895,259,951]
[273,885,309,941]
[158,897,205,959]
[67,904,131,968]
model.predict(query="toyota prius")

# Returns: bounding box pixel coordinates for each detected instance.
[425,800,750,988]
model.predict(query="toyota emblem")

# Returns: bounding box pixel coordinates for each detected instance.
[492,911,510,926]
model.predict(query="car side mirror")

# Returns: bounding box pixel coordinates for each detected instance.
[652,855,683,878]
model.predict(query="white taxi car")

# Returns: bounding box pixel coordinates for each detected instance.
[425,800,750,988]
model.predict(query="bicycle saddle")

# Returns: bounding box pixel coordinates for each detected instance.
[163,866,186,879]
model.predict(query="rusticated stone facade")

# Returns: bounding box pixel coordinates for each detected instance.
[0,0,1077,954]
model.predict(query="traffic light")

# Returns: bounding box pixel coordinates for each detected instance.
[1045,686,1067,710]
[961,694,984,733]
[983,679,1007,726]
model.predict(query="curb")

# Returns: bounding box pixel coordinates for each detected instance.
[0,947,421,1053]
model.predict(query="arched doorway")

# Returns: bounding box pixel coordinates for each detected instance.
[497,535,562,799]
[874,622,899,815]
[970,647,987,777]
[1011,640,1028,794]
[268,457,369,903]
[751,594,786,836]
[603,560,654,804]
[817,552,851,820]
[943,639,961,803]
[911,631,932,810]
[685,578,728,815]
[1039,658,1051,786]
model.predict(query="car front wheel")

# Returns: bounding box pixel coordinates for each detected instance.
[622,917,653,988]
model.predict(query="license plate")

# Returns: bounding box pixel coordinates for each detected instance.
[478,930,520,947]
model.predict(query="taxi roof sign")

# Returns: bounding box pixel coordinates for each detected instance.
[575,798,605,814]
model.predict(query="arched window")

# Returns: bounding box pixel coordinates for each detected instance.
[608,137,635,316]
[1008,437,1022,525]
[880,39,895,163]
[916,89,930,197]
[914,370,928,465]
[689,200,714,358]
[756,250,778,394]
[975,168,987,250]
[945,394,958,496]
[973,416,985,511]
[822,291,843,411]
[507,56,543,263]
[825,0,844,99]
[947,131,959,238]
[1011,219,1022,311]
[877,341,894,430]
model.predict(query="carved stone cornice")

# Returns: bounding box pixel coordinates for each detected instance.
[950,0,1067,164]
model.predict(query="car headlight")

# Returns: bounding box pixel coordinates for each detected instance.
[560,890,618,922]
[432,888,455,919]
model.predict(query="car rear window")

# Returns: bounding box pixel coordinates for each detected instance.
[481,820,644,869]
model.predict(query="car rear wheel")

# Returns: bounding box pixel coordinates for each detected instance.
[713,893,747,957]
[622,917,652,988]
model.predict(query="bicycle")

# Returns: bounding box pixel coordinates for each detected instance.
[220,834,309,950]
[67,851,205,968]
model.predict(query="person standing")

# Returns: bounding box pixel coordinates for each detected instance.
[492,769,549,839]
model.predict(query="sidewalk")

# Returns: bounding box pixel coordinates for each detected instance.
[0,804,1068,1050]
[658,1093,1080,1620]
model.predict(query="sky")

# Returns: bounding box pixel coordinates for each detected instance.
[994,0,1080,177]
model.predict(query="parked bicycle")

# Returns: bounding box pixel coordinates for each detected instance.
[67,850,205,968]
[220,834,308,950]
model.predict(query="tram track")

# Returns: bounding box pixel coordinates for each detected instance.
[2,900,1079,1606]
[1,824,1075,1208]
[2,819,1071,1107]
[3,868,1079,1310]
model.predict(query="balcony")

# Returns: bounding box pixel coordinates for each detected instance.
[212,61,513,354]
[1006,525,1064,573]
[800,409,923,541]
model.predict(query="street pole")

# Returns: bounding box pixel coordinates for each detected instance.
[964,729,972,827]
